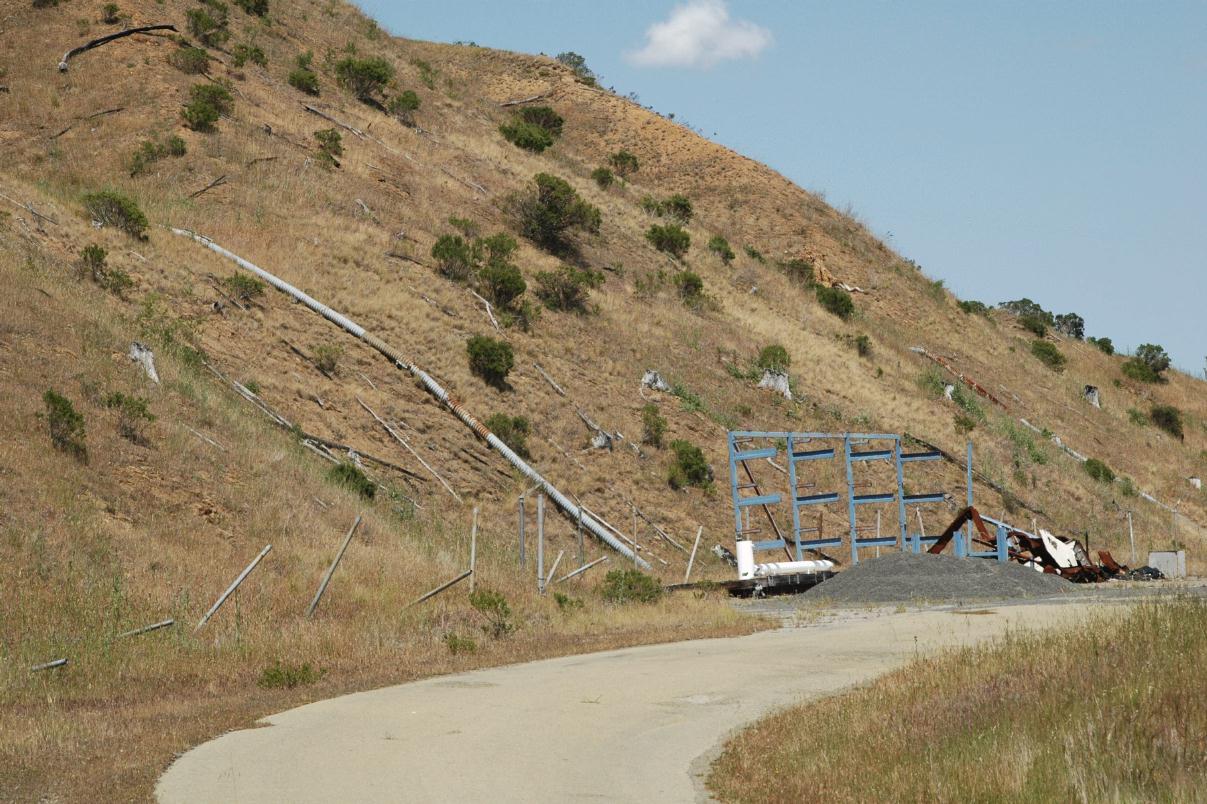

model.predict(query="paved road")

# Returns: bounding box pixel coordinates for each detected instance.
[158,601,1098,803]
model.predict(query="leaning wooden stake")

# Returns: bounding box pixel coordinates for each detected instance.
[357,397,461,502]
[31,659,68,672]
[468,507,479,593]
[407,569,473,608]
[58,24,177,71]
[195,544,272,633]
[306,515,363,617]
[684,526,704,583]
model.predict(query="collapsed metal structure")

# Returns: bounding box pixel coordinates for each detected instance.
[173,228,651,570]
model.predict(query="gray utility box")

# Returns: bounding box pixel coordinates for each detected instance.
[1148,550,1187,579]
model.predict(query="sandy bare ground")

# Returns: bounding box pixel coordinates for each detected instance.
[157,601,1100,803]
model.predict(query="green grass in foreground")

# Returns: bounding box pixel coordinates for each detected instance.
[710,598,1207,803]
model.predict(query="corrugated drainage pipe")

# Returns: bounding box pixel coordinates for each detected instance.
[172,228,650,570]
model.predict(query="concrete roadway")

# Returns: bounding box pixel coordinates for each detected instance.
[157,600,1100,803]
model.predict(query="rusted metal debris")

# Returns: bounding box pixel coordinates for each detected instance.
[928,506,1162,583]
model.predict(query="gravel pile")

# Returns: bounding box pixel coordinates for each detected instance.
[804,551,1076,604]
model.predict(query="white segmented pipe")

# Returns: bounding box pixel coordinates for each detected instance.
[172,229,650,569]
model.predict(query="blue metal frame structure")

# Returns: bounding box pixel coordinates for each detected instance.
[728,431,975,565]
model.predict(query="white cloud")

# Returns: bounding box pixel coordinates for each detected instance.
[627,0,772,69]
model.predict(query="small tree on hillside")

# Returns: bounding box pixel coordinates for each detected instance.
[756,344,790,374]
[335,56,394,101]
[515,173,601,254]
[608,149,639,177]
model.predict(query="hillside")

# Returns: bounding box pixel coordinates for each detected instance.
[1,0,1204,797]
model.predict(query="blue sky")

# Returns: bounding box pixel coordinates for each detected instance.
[355,1,1206,372]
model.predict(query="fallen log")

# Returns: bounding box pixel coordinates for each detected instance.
[58,24,177,72]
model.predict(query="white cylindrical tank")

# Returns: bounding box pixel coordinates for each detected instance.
[754,560,835,576]
[736,539,756,580]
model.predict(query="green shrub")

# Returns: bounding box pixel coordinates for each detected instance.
[675,271,704,305]
[500,105,563,153]
[448,216,479,237]
[1031,340,1067,371]
[466,335,514,387]
[958,299,989,315]
[102,3,120,23]
[553,591,583,611]
[608,149,639,176]
[661,194,693,223]
[668,439,710,489]
[79,243,131,295]
[1019,314,1048,337]
[953,412,978,434]
[335,56,393,100]
[443,632,477,655]
[534,265,601,312]
[639,195,661,215]
[1127,408,1148,426]
[183,82,233,132]
[186,2,229,48]
[288,54,320,94]
[223,272,264,301]
[469,589,515,637]
[1150,404,1184,440]
[1126,344,1171,383]
[258,661,321,689]
[411,58,437,89]
[590,166,614,188]
[1083,458,1115,483]
[33,0,61,8]
[744,245,765,263]
[854,334,872,358]
[781,258,814,286]
[129,135,187,176]
[388,90,420,124]
[103,391,155,443]
[313,342,341,374]
[556,51,595,84]
[756,344,790,373]
[43,390,87,462]
[168,45,209,74]
[641,403,667,448]
[233,0,267,15]
[646,224,690,258]
[1054,312,1085,339]
[431,234,474,281]
[313,127,342,167]
[600,568,663,604]
[707,235,735,265]
[484,413,530,459]
[327,461,375,499]
[815,285,854,320]
[1088,336,1114,355]
[516,173,601,253]
[499,120,554,153]
[478,260,526,307]
[82,190,148,238]
[232,43,267,68]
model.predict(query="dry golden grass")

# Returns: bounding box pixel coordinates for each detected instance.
[709,597,1207,803]
[0,0,1204,796]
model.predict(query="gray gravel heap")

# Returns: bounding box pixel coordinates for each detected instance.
[804,551,1077,604]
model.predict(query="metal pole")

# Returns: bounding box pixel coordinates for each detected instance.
[407,569,472,608]
[577,505,585,568]
[556,555,609,584]
[537,493,545,594]
[632,505,639,567]
[545,550,565,589]
[117,619,175,639]
[31,659,68,672]
[684,526,703,583]
[1127,510,1135,565]
[518,495,526,567]
[469,507,478,593]
[196,544,272,632]
[306,515,363,617]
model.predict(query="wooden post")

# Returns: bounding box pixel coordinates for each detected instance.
[407,570,472,608]
[306,515,363,618]
[684,526,703,583]
[519,496,526,567]
[469,507,479,593]
[537,493,545,595]
[117,619,175,639]
[1127,510,1135,565]
[195,544,272,633]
